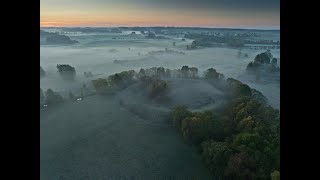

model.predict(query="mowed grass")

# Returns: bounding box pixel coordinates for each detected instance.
[40,95,213,180]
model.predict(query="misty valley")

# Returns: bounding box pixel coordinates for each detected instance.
[40,27,280,180]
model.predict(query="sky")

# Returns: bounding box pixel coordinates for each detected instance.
[40,0,280,29]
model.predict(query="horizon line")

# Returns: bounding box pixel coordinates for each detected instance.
[40,26,280,31]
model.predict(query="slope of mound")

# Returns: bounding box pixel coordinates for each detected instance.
[40,95,213,179]
[117,78,227,114]
[168,79,226,110]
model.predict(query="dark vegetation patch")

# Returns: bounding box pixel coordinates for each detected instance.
[40,88,64,107]
[57,64,76,81]
[170,77,279,180]
[40,30,79,45]
[184,32,279,50]
[246,50,280,81]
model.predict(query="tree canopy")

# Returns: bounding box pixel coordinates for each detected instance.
[45,89,64,105]
[204,68,224,79]
[246,51,280,76]
[57,64,76,80]
[169,78,279,179]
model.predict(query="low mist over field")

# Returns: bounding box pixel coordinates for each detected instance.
[40,27,280,179]
[41,27,279,108]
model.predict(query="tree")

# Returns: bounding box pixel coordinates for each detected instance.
[246,49,280,76]
[165,68,171,78]
[271,58,278,65]
[166,72,279,179]
[191,41,197,49]
[170,106,192,129]
[266,49,273,59]
[227,38,244,48]
[201,140,233,178]
[189,67,198,78]
[171,105,226,145]
[254,52,271,64]
[138,68,146,78]
[57,64,76,80]
[92,78,109,93]
[237,116,255,132]
[181,116,204,144]
[45,89,63,105]
[246,61,261,73]
[205,68,217,79]
[181,66,189,78]
[195,111,225,140]
[156,67,165,77]
[226,78,252,97]
[108,70,136,88]
[204,68,223,79]
[232,133,265,151]
[147,79,168,98]
[225,150,256,180]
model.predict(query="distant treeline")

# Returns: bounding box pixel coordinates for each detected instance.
[40,30,79,45]
[185,33,279,50]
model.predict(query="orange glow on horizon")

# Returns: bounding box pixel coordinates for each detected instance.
[40,6,279,28]
[41,17,279,28]
[40,0,279,29]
